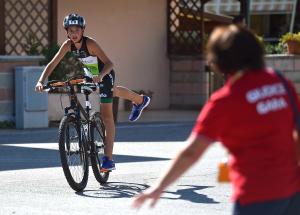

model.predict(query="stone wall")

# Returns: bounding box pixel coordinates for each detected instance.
[0,56,43,122]
[3,54,299,123]
[265,54,300,95]
[170,54,300,110]
[169,56,209,109]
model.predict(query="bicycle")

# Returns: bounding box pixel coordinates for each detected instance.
[43,76,109,192]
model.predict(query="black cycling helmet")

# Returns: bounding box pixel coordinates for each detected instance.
[63,13,86,30]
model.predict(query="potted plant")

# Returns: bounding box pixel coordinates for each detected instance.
[280,32,300,55]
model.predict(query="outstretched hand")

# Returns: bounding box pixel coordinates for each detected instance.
[131,186,163,209]
[35,82,44,92]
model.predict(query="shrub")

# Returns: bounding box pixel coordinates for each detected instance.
[0,120,15,129]
[22,33,83,81]
[280,32,300,44]
[40,44,82,81]
[264,42,285,54]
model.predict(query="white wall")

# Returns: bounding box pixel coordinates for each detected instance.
[57,0,169,109]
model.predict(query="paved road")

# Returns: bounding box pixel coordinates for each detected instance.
[0,122,232,215]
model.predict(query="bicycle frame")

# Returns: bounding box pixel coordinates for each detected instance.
[44,77,109,191]
[63,82,95,150]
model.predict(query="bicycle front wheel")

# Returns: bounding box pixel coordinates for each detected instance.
[90,112,109,184]
[58,115,89,191]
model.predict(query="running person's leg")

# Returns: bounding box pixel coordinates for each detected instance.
[98,71,116,171]
[114,86,143,104]
[100,102,115,169]
[233,200,288,215]
[100,103,114,158]
[114,86,151,122]
[284,192,300,215]
[232,192,300,215]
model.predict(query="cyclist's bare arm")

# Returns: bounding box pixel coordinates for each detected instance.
[86,37,114,82]
[35,40,71,92]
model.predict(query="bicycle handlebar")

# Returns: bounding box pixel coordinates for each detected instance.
[43,76,96,92]
[43,77,91,88]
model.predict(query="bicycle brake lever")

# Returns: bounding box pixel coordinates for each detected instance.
[43,88,51,92]
[84,75,93,83]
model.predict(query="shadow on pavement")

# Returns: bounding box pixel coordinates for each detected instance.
[0,128,59,144]
[0,122,194,144]
[76,182,150,198]
[116,122,193,142]
[0,145,169,171]
[0,145,60,171]
[163,185,219,204]
[77,183,219,205]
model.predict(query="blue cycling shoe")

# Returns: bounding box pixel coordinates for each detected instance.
[100,156,116,172]
[129,95,151,122]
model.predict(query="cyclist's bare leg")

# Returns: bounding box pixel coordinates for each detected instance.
[100,102,115,160]
[113,86,143,104]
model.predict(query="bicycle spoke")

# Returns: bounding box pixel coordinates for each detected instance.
[90,112,109,184]
[64,122,86,184]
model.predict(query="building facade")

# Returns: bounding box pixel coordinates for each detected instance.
[0,0,299,123]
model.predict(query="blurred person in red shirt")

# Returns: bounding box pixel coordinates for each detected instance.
[132,25,300,215]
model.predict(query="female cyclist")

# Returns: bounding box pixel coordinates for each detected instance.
[35,13,150,172]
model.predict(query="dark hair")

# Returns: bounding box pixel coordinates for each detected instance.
[232,15,245,24]
[206,25,265,75]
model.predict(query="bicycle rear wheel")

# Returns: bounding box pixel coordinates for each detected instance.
[90,112,109,184]
[58,115,89,191]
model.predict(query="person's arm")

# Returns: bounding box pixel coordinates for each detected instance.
[131,133,212,209]
[86,37,113,82]
[35,40,70,92]
[287,78,300,163]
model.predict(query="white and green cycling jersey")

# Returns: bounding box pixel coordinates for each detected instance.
[70,36,104,75]
[70,36,115,103]
[79,55,100,75]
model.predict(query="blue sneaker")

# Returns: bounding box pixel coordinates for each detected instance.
[129,95,151,122]
[100,156,115,172]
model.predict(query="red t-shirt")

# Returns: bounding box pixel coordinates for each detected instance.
[193,68,300,205]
